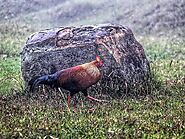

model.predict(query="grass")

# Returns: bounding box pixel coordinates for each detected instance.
[0,93,184,138]
[0,57,24,94]
[0,23,34,57]
[0,32,185,138]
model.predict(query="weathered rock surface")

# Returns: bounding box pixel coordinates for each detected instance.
[21,24,151,95]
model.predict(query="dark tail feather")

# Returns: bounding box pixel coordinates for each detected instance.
[29,75,49,92]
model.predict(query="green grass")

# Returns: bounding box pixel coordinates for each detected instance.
[0,36,185,138]
[0,96,184,138]
[0,57,24,94]
[139,36,185,61]
[0,23,34,56]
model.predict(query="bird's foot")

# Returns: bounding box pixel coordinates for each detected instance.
[86,95,109,103]
[68,107,71,112]
[88,107,96,113]
[72,108,78,113]
[72,105,78,113]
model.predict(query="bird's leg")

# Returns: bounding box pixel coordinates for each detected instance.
[86,95,103,102]
[72,95,79,112]
[67,95,71,111]
[82,90,107,103]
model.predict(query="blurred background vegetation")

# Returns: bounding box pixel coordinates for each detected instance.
[0,0,185,56]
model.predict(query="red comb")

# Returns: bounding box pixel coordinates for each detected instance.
[96,56,101,62]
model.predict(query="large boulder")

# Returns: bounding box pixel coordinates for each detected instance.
[21,24,151,95]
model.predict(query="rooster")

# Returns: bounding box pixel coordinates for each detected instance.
[29,56,106,109]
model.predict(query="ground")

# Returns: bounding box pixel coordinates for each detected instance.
[0,0,185,138]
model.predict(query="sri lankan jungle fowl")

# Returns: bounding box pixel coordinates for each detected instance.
[29,56,108,110]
